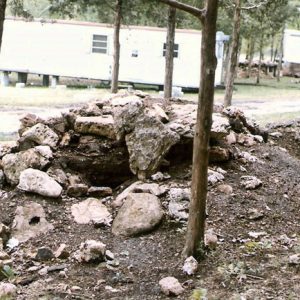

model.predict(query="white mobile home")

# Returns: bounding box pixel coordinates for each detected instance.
[283,29,300,77]
[0,17,228,88]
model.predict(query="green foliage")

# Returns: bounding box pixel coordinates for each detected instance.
[189,288,208,300]
[0,265,15,280]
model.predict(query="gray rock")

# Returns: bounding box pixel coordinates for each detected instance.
[47,167,68,187]
[71,198,112,225]
[74,115,116,139]
[0,141,17,159]
[159,277,184,296]
[168,187,190,220]
[126,114,180,179]
[88,186,113,197]
[0,170,5,189]
[18,168,62,198]
[112,193,164,236]
[289,253,300,265]
[2,146,52,185]
[152,104,169,123]
[112,97,144,140]
[211,113,231,139]
[54,243,70,259]
[216,184,233,194]
[74,240,106,263]
[35,247,54,261]
[11,202,54,243]
[21,123,59,148]
[111,95,141,107]
[208,169,224,185]
[67,184,88,197]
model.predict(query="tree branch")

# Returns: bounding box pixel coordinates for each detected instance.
[241,0,269,10]
[157,0,205,22]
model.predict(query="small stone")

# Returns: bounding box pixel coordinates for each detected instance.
[208,169,224,185]
[241,176,262,190]
[248,208,264,220]
[67,184,88,197]
[74,240,106,263]
[105,250,115,261]
[35,247,54,261]
[270,131,282,138]
[205,229,218,249]
[182,256,198,275]
[0,282,17,299]
[289,253,300,265]
[209,146,230,162]
[216,184,233,194]
[88,186,113,197]
[54,244,70,259]
[159,276,184,296]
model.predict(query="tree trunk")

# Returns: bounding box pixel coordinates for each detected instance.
[270,32,275,62]
[183,0,219,258]
[277,27,284,82]
[164,7,176,99]
[256,33,264,84]
[246,37,255,78]
[0,0,7,50]
[111,0,122,94]
[224,0,241,107]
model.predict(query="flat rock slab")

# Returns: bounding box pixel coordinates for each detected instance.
[11,202,54,243]
[18,168,62,198]
[112,193,164,237]
[74,115,116,139]
[71,198,112,225]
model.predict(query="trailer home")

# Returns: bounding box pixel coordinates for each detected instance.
[0,17,229,88]
[283,29,300,77]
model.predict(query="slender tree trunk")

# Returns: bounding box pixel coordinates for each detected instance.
[164,7,176,99]
[270,33,275,62]
[277,26,284,82]
[0,0,7,50]
[111,0,122,94]
[256,32,264,84]
[224,0,241,107]
[246,37,255,78]
[183,0,219,258]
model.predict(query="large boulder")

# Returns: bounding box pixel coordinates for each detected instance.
[2,146,52,185]
[11,202,54,243]
[74,115,116,139]
[17,168,62,198]
[20,123,59,148]
[112,193,164,237]
[125,114,180,179]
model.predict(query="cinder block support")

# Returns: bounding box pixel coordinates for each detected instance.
[0,71,10,86]
[51,75,59,88]
[17,72,28,84]
[42,75,50,87]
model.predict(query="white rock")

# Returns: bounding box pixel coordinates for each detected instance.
[18,168,62,198]
[111,95,142,106]
[159,276,184,296]
[71,198,112,226]
[208,169,224,185]
[182,256,198,275]
[0,282,17,299]
[289,253,300,265]
[74,240,106,263]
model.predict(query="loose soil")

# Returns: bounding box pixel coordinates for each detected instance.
[0,124,300,299]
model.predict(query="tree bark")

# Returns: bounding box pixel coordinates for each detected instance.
[183,0,219,258]
[246,37,255,78]
[224,0,241,107]
[164,7,176,99]
[277,26,284,82]
[111,0,122,94]
[0,0,7,50]
[256,32,264,84]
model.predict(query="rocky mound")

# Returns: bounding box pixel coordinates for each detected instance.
[3,91,296,299]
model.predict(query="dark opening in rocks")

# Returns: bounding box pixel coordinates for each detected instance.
[29,216,40,225]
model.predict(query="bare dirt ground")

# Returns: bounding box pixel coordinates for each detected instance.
[0,121,300,299]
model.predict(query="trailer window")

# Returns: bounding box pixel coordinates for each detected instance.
[163,43,179,58]
[92,35,108,54]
